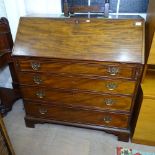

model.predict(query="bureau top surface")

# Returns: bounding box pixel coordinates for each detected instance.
[13,17,144,63]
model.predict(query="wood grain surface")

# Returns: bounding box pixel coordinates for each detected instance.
[141,70,155,98]
[145,0,155,60]
[21,86,132,112]
[147,33,155,65]
[15,58,141,80]
[12,16,145,142]
[132,98,155,146]
[18,72,136,95]
[13,17,144,63]
[25,102,129,129]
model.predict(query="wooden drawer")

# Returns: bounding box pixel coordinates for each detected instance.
[16,59,139,79]
[21,86,132,112]
[18,73,136,95]
[25,102,129,129]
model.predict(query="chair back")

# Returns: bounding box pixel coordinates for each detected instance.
[0,18,13,54]
[63,0,110,17]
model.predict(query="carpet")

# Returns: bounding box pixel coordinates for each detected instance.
[3,100,155,155]
[117,147,155,155]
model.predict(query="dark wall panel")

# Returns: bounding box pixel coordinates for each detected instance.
[63,0,149,13]
[119,0,149,13]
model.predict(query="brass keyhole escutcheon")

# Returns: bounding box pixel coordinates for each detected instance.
[31,62,40,71]
[103,116,112,123]
[33,75,42,85]
[39,108,47,115]
[36,90,45,99]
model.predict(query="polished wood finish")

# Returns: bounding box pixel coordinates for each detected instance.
[145,0,155,61]
[142,0,155,81]
[132,70,155,146]
[69,5,103,13]
[13,17,144,63]
[21,87,132,112]
[24,116,130,141]
[141,70,155,98]
[18,73,136,95]
[16,59,140,80]
[0,114,15,155]
[132,5,155,144]
[0,88,20,114]
[147,33,155,65]
[13,16,144,142]
[0,18,13,53]
[25,102,129,129]
[63,0,110,17]
[0,18,20,115]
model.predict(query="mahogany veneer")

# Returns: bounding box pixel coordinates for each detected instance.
[0,17,20,115]
[12,16,145,142]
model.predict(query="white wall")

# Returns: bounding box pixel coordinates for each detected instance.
[3,0,62,40]
[2,0,146,41]
[0,0,9,88]
[3,0,26,40]
[0,0,7,17]
[25,0,62,15]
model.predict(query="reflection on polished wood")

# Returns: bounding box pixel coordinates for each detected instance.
[0,17,20,115]
[13,17,144,63]
[132,70,155,146]
[148,33,155,65]
[132,1,155,145]
[13,15,144,142]
[0,114,15,155]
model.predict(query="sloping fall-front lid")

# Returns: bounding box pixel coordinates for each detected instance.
[13,17,144,63]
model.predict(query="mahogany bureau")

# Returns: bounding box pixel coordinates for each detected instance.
[12,15,145,142]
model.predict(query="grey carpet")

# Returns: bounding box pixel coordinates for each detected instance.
[3,100,155,155]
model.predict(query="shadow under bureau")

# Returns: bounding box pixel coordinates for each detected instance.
[12,15,145,142]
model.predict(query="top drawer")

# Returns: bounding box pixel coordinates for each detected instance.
[15,59,141,80]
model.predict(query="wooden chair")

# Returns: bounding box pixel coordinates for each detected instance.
[63,0,110,17]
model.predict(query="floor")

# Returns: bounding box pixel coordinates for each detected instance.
[3,99,155,155]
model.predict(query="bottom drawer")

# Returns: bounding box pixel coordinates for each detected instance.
[25,102,129,129]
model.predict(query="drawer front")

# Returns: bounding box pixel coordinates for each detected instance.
[25,102,129,129]
[18,73,136,94]
[21,87,132,112]
[16,59,138,79]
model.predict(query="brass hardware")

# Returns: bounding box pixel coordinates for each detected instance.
[39,108,47,115]
[134,21,142,27]
[36,90,45,98]
[107,66,119,76]
[103,116,112,123]
[16,62,19,67]
[31,62,40,70]
[75,19,79,24]
[33,75,42,84]
[106,83,117,90]
[104,98,115,106]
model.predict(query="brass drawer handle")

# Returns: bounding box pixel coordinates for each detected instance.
[36,90,45,99]
[103,116,112,123]
[106,83,117,90]
[31,62,40,70]
[39,108,47,115]
[107,66,119,76]
[33,75,42,84]
[104,98,115,106]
